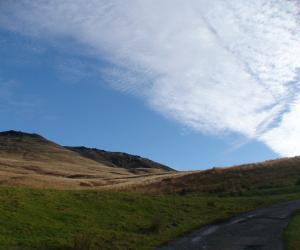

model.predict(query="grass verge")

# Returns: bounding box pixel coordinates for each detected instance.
[1,186,300,249]
[284,210,300,250]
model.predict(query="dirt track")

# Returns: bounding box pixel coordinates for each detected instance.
[158,200,300,250]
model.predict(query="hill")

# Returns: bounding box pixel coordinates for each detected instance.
[1,131,300,249]
[1,130,300,195]
[0,130,175,189]
[130,157,300,194]
[66,146,173,173]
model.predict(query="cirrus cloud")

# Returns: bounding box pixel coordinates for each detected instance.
[1,0,300,156]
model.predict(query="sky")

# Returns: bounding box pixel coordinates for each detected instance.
[0,0,300,170]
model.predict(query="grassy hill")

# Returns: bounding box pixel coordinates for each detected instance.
[0,131,174,189]
[1,130,300,249]
[130,157,300,194]
[3,130,300,195]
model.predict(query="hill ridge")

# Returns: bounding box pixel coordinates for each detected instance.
[66,146,174,172]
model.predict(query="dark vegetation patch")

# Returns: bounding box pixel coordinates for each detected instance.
[66,146,174,172]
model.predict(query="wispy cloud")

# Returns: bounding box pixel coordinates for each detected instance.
[1,0,300,156]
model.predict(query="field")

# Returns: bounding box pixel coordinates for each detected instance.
[2,186,300,250]
[2,131,300,249]
[284,211,300,250]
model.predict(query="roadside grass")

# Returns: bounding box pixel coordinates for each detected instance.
[284,210,300,250]
[1,186,300,249]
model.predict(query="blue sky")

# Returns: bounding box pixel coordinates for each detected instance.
[1,1,300,170]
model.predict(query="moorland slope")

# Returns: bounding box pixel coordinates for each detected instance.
[0,130,175,189]
[1,130,300,194]
[132,157,300,194]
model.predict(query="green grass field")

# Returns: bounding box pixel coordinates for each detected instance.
[284,211,300,250]
[1,187,300,250]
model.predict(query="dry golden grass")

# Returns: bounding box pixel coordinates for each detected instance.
[129,157,300,194]
[1,130,300,193]
[0,131,174,189]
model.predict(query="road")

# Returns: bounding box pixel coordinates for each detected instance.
[158,200,300,250]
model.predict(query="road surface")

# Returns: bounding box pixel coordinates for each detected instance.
[158,200,300,250]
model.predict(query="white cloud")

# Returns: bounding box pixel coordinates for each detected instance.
[1,0,300,155]
[262,95,300,156]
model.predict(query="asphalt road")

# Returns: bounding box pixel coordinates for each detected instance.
[158,200,300,250]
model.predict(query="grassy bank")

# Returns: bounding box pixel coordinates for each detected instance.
[284,211,300,250]
[1,187,300,250]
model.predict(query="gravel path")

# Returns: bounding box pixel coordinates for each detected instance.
[158,200,300,250]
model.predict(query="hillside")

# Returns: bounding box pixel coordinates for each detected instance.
[66,146,174,173]
[131,157,300,194]
[2,131,300,249]
[1,130,300,194]
[0,130,175,189]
